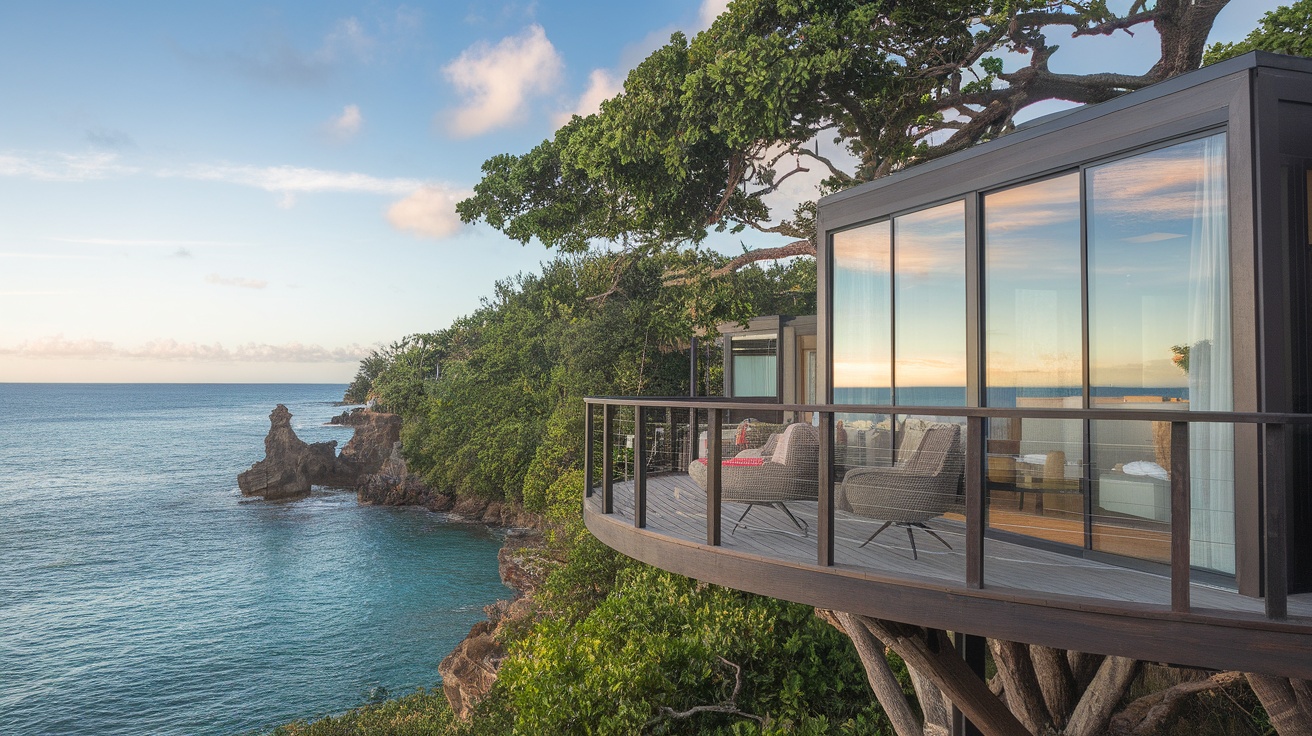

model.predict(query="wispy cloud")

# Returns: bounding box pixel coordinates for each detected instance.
[442,25,563,137]
[323,103,363,142]
[554,69,622,128]
[178,162,423,195]
[50,237,248,248]
[698,0,730,29]
[0,151,136,181]
[206,273,268,289]
[387,184,471,239]
[0,335,371,363]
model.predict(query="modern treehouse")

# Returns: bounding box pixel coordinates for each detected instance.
[583,52,1312,731]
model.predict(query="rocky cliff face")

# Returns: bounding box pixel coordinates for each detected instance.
[237,405,399,500]
[438,529,551,719]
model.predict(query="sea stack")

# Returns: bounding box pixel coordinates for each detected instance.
[237,405,355,500]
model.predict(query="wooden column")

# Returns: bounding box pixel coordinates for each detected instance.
[707,408,722,546]
[1264,422,1288,620]
[634,406,647,528]
[602,403,614,514]
[818,411,835,566]
[1170,421,1191,613]
[966,416,985,589]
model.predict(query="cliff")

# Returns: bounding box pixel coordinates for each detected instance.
[237,405,400,500]
[438,529,551,719]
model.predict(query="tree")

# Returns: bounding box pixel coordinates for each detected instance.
[459,0,1231,283]
[1204,0,1312,64]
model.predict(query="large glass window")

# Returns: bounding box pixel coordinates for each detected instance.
[983,174,1085,544]
[730,334,778,397]
[1087,133,1233,573]
[894,201,967,406]
[832,221,892,405]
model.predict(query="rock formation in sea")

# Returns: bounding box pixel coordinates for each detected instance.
[237,405,400,500]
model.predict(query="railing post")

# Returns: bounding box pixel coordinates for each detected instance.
[1264,422,1288,620]
[635,405,647,528]
[966,415,985,589]
[602,403,614,515]
[583,403,594,498]
[707,407,722,546]
[1170,421,1191,613]
[690,406,701,463]
[818,411,835,566]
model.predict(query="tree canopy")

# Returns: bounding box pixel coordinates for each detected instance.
[458,0,1234,283]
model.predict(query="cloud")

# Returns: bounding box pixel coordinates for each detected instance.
[206,273,268,289]
[698,0,731,29]
[0,151,136,181]
[173,248,193,258]
[86,127,135,150]
[387,184,471,239]
[0,335,370,363]
[323,104,363,142]
[554,69,622,128]
[179,163,424,196]
[442,25,563,137]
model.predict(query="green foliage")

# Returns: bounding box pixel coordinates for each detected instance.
[271,689,458,736]
[1204,0,1312,65]
[497,566,890,735]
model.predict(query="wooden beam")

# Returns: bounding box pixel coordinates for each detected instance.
[819,411,835,566]
[602,403,614,514]
[1265,422,1288,620]
[966,416,985,589]
[635,406,647,529]
[707,408,722,546]
[1170,420,1191,613]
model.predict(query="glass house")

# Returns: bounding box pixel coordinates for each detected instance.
[583,52,1312,681]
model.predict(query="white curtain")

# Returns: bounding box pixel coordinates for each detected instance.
[1186,134,1234,574]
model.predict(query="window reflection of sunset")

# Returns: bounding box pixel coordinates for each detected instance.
[984,174,1082,395]
[832,221,891,390]
[895,201,966,395]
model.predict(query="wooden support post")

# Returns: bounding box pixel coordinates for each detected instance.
[1264,423,1288,620]
[819,411,835,567]
[707,408,722,546]
[634,406,647,528]
[584,404,594,499]
[1170,421,1191,613]
[952,632,987,736]
[602,403,614,515]
[966,416,985,589]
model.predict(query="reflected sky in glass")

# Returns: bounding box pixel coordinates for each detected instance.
[985,173,1082,401]
[895,201,966,403]
[1088,136,1226,390]
[832,220,892,403]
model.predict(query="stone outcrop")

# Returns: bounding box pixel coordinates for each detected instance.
[438,529,552,719]
[237,405,400,501]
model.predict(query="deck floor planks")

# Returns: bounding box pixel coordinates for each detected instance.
[589,473,1312,619]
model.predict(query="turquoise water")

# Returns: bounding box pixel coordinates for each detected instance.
[0,384,508,735]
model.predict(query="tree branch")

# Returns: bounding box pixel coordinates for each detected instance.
[1109,671,1245,735]
[645,657,765,727]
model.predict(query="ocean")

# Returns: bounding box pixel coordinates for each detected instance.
[0,384,508,736]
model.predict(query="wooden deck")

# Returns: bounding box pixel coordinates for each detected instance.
[590,473,1312,619]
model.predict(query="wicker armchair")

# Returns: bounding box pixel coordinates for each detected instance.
[688,422,819,535]
[837,423,963,559]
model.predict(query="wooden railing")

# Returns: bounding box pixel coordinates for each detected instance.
[583,397,1312,622]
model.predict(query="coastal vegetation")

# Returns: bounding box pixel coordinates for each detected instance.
[292,1,1312,734]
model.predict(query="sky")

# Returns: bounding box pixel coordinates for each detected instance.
[0,0,1284,383]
